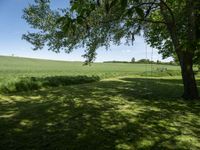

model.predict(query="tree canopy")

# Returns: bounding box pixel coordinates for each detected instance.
[23,0,200,62]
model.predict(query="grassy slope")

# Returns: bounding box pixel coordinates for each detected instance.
[0,56,181,93]
[0,56,200,149]
[0,55,180,79]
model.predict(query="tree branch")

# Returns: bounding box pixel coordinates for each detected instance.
[135,18,166,24]
[160,0,175,23]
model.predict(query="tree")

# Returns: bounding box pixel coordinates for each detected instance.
[137,59,151,63]
[143,0,200,99]
[23,0,200,100]
[131,57,135,63]
[156,60,161,64]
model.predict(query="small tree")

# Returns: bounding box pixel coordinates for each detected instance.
[156,60,161,64]
[131,57,135,63]
[137,59,150,63]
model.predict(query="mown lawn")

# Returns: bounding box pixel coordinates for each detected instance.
[0,76,200,150]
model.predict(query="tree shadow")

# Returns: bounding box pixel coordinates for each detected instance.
[0,77,200,149]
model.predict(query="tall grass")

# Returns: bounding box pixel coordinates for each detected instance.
[0,76,100,93]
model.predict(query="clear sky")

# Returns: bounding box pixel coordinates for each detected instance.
[0,0,172,62]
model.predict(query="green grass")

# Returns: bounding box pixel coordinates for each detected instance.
[0,56,200,149]
[0,56,181,93]
[0,55,180,79]
[0,76,200,149]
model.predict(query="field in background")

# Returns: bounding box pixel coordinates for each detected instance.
[0,55,181,79]
[0,56,182,93]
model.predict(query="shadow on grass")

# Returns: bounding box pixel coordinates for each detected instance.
[0,77,200,149]
[0,75,100,93]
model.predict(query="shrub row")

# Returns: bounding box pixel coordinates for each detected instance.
[0,75,100,93]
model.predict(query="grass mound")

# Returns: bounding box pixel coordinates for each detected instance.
[0,75,100,93]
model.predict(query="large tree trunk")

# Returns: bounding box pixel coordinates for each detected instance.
[160,0,199,100]
[178,52,199,100]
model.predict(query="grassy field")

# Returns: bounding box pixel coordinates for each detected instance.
[0,56,180,79]
[0,56,200,149]
[0,56,181,93]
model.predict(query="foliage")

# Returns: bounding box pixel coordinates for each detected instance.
[23,0,200,63]
[137,59,153,64]
[131,57,135,63]
[103,60,130,63]
[0,75,100,93]
[22,0,148,63]
[144,0,200,61]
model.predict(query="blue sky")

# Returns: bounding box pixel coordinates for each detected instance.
[0,0,172,62]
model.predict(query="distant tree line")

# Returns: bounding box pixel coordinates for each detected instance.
[103,58,177,65]
[103,61,130,63]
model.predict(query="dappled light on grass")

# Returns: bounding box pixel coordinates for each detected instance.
[0,77,200,149]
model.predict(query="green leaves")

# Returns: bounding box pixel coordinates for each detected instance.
[104,0,110,14]
[135,7,144,18]
[56,16,65,24]
[110,0,118,8]
[70,1,79,11]
[25,0,195,65]
[120,0,127,10]
[23,0,148,63]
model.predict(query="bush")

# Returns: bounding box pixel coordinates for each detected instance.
[0,75,100,94]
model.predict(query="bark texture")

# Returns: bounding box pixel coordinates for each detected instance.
[178,52,199,99]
